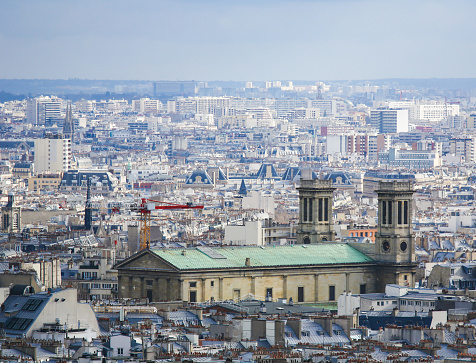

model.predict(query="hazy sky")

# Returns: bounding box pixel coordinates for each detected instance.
[1,0,475,80]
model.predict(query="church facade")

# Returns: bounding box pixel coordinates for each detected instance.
[115,180,417,303]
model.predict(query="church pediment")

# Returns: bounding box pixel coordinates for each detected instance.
[115,250,178,272]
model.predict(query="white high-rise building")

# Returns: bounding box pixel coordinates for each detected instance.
[412,102,459,122]
[27,96,63,126]
[132,98,163,114]
[370,109,409,134]
[34,134,72,174]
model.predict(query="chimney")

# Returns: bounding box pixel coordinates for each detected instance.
[245,258,251,267]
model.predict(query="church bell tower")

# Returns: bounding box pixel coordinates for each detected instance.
[297,178,335,244]
[1,194,21,234]
[374,181,416,288]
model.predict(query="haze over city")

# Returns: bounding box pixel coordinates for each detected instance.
[1,0,476,80]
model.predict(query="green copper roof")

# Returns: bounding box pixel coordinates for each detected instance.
[151,244,373,270]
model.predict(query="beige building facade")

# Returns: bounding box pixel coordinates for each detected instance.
[116,180,417,303]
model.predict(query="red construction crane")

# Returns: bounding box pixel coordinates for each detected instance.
[133,198,204,250]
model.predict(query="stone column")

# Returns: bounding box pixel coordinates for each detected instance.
[178,279,183,301]
[166,278,171,301]
[140,277,145,298]
[155,278,160,301]
[314,274,320,302]
[201,278,206,302]
[219,278,224,301]
[283,275,287,299]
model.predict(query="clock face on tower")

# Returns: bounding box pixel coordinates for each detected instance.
[382,240,390,252]
[400,241,408,252]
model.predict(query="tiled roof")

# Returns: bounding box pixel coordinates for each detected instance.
[151,244,373,270]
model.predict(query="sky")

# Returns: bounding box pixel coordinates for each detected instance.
[1,0,475,81]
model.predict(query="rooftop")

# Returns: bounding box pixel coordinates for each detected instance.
[151,243,373,270]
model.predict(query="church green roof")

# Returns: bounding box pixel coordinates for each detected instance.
[151,244,373,270]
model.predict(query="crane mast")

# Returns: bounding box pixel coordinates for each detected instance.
[134,198,204,250]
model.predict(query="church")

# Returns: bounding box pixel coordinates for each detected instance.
[115,179,417,303]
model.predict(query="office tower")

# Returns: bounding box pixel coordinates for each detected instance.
[34,133,72,174]
[370,109,409,133]
[27,96,63,126]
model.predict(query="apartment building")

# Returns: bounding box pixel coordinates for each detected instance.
[34,133,71,174]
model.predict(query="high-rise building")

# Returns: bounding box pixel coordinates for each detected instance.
[468,113,476,129]
[450,137,476,163]
[412,102,459,122]
[34,133,72,174]
[132,98,163,114]
[27,96,63,126]
[370,109,409,134]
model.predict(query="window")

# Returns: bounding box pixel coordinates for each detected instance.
[189,282,197,288]
[451,269,455,275]
[404,275,408,281]
[117,348,124,355]
[360,284,366,294]
[146,280,153,287]
[189,291,197,303]
[302,331,310,337]
[210,281,214,287]
[266,288,273,299]
[298,287,304,303]
[415,301,421,306]
[401,300,406,305]
[329,286,335,301]
[392,301,397,304]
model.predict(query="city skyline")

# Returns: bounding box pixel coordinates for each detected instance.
[1,0,476,80]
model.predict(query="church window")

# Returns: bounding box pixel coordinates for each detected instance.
[403,201,409,224]
[398,201,403,224]
[360,284,366,294]
[266,288,273,299]
[308,198,313,222]
[329,286,335,301]
[303,198,308,221]
[318,198,323,221]
[324,198,329,221]
[382,241,390,252]
[388,201,393,224]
